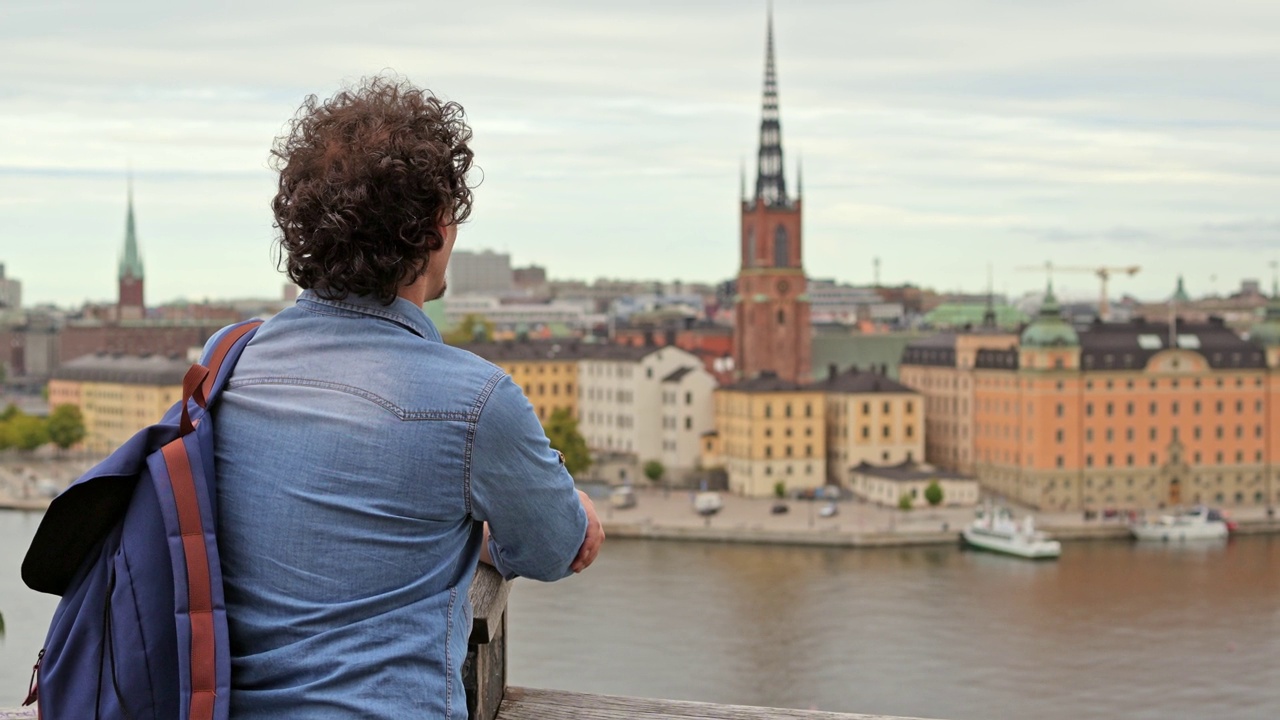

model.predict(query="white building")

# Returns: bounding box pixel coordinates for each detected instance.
[808,279,904,325]
[659,365,717,480]
[447,250,513,296]
[443,295,598,333]
[578,345,715,475]
[850,461,979,508]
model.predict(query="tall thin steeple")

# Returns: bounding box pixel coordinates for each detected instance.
[119,177,144,282]
[754,8,789,207]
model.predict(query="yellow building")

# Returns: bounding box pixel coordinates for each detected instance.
[812,365,924,485]
[48,354,187,454]
[713,372,826,497]
[463,341,581,423]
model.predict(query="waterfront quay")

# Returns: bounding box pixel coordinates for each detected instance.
[593,484,1280,548]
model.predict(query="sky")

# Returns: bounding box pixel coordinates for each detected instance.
[2,0,1279,307]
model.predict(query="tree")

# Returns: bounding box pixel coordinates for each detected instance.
[0,404,18,421]
[7,412,49,452]
[925,480,944,507]
[898,492,914,511]
[643,460,665,485]
[773,481,787,499]
[47,404,87,451]
[443,314,495,346]
[544,408,591,476]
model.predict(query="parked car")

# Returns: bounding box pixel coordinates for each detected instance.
[771,502,790,515]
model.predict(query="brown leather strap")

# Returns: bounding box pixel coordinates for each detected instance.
[179,365,211,436]
[161,438,217,720]
[200,321,263,400]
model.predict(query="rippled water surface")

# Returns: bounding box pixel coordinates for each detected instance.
[3,512,1278,718]
[507,535,1280,720]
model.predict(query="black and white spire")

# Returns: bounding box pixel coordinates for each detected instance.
[753,11,789,208]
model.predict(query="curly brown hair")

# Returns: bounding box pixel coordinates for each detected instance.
[271,75,475,304]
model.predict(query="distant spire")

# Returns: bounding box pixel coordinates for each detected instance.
[753,7,789,207]
[739,158,746,201]
[1041,278,1060,315]
[982,263,997,328]
[796,155,803,198]
[1172,275,1190,303]
[118,176,144,281]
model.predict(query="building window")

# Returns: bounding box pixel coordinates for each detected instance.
[765,404,772,419]
[906,425,914,438]
[1086,428,1094,442]
[1056,429,1064,443]
[685,417,692,430]
[1086,403,1094,417]
[1056,403,1064,418]
[1056,456,1064,468]
[777,310,785,325]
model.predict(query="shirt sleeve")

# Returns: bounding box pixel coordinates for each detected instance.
[469,371,588,582]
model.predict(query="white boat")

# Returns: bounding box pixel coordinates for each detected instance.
[693,492,723,516]
[962,506,1061,559]
[1130,506,1231,542]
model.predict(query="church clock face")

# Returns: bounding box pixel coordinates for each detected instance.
[776,279,790,294]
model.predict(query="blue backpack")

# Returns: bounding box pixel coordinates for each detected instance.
[21,320,262,720]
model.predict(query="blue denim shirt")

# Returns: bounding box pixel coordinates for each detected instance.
[212,290,587,719]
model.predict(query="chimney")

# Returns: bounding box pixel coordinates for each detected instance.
[665,329,677,347]
[643,329,656,347]
[828,363,838,380]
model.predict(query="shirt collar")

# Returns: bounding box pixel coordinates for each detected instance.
[297,289,443,343]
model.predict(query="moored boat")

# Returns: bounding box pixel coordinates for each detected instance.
[1130,506,1230,542]
[962,505,1061,559]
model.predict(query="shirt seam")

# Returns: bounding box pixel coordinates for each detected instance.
[463,368,507,517]
[227,377,472,421]
[445,585,457,718]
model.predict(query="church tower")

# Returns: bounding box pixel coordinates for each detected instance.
[117,180,145,321]
[733,12,810,383]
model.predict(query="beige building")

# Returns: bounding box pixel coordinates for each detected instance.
[48,354,187,454]
[897,328,1018,474]
[712,372,826,497]
[812,365,924,485]
[850,461,980,508]
[463,340,581,423]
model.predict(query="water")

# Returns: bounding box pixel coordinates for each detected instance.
[507,537,1280,720]
[2,511,1278,718]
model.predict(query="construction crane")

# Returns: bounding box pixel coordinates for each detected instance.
[1017,263,1141,321]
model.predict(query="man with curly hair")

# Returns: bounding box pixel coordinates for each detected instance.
[209,76,603,719]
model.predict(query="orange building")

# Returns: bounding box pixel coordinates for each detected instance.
[903,283,1280,511]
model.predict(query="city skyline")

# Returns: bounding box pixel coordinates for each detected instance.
[3,0,1279,306]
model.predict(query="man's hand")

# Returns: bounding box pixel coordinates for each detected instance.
[571,490,604,573]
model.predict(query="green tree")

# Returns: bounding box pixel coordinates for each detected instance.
[443,314,495,346]
[0,404,18,421]
[924,480,944,507]
[47,404,87,451]
[643,460,665,485]
[773,481,787,499]
[898,492,914,511]
[7,412,49,452]
[544,408,591,476]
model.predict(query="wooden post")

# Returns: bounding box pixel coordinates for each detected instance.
[465,564,511,720]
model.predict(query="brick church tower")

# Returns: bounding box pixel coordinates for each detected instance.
[732,13,810,383]
[117,180,145,321]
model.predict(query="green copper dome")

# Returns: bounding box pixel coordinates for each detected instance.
[1251,282,1280,347]
[1020,281,1079,348]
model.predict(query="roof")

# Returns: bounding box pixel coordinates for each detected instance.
[461,340,658,363]
[851,460,973,483]
[53,353,189,385]
[661,366,695,383]
[811,367,917,395]
[900,334,957,367]
[721,371,818,393]
[1020,282,1079,348]
[1077,317,1264,370]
